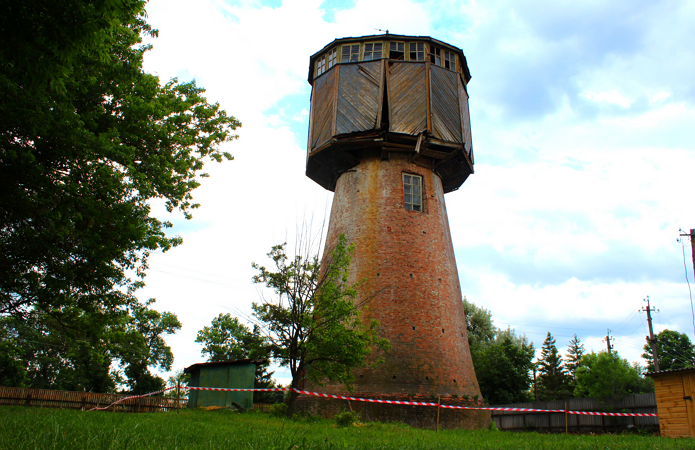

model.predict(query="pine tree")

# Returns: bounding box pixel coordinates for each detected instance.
[537,332,572,400]
[565,334,585,392]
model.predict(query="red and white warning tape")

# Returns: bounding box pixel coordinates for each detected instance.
[184,386,658,417]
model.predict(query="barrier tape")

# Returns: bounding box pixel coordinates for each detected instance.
[184,386,658,417]
[88,386,177,411]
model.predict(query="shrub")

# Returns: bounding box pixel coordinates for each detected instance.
[335,410,360,427]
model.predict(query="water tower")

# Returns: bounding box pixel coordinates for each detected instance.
[298,34,488,429]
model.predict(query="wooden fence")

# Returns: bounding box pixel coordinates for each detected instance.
[491,393,659,433]
[0,386,187,412]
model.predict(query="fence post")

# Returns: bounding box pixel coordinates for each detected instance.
[436,395,441,433]
[177,381,181,415]
[565,401,568,435]
[25,393,32,407]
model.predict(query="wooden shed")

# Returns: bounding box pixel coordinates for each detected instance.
[646,367,695,437]
[184,359,266,410]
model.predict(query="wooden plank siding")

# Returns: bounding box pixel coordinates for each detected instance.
[429,65,462,144]
[310,68,338,151]
[491,394,659,433]
[650,371,695,437]
[387,62,428,136]
[0,386,186,412]
[458,78,473,161]
[335,61,382,135]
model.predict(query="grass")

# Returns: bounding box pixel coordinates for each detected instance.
[0,405,692,450]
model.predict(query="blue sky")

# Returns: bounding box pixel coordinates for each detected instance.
[140,0,695,385]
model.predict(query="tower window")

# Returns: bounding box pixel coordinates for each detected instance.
[363,42,383,61]
[315,55,326,76]
[409,42,425,61]
[430,46,441,66]
[443,50,456,70]
[389,42,405,60]
[342,44,360,62]
[403,174,422,211]
[327,48,337,69]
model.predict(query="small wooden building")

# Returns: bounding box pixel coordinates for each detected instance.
[184,359,266,410]
[646,367,695,437]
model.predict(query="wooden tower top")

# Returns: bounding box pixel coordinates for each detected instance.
[306,34,475,193]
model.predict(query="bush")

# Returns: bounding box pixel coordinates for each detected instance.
[335,410,360,427]
[267,403,288,417]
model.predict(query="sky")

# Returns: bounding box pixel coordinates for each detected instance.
[138,0,695,385]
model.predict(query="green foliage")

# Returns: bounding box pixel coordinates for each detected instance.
[335,410,361,427]
[0,0,240,319]
[0,298,180,393]
[575,351,654,398]
[463,300,535,404]
[267,402,289,417]
[641,329,695,372]
[536,332,572,400]
[251,234,390,414]
[195,313,281,403]
[565,334,585,390]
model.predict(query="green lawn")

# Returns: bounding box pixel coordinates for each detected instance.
[0,405,691,450]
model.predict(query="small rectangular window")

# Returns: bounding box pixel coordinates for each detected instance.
[409,42,425,61]
[444,50,456,70]
[430,46,441,66]
[403,173,422,211]
[316,55,326,76]
[327,48,337,69]
[389,42,405,60]
[342,44,360,62]
[363,42,383,61]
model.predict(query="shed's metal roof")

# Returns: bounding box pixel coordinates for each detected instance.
[184,359,268,374]
[645,366,695,377]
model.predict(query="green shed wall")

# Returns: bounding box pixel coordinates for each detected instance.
[187,363,255,409]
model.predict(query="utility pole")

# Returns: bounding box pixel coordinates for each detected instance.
[679,229,695,279]
[640,296,660,372]
[602,329,614,354]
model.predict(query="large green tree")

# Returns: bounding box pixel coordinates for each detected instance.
[251,234,390,415]
[574,351,654,398]
[463,300,535,404]
[641,329,695,372]
[536,332,572,400]
[0,1,240,318]
[0,299,180,393]
[565,333,585,391]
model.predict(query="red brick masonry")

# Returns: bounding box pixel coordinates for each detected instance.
[300,151,488,429]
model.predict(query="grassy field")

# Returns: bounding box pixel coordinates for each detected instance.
[0,405,692,450]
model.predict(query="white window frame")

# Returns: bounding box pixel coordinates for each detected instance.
[403,173,423,212]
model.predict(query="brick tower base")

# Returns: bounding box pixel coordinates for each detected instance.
[296,151,488,429]
[295,394,490,429]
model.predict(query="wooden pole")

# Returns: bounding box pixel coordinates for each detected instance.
[565,401,568,435]
[436,395,441,433]
[177,380,181,414]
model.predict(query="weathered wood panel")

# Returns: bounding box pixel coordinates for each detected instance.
[458,78,473,159]
[388,62,427,136]
[684,373,695,436]
[310,68,337,151]
[491,394,658,432]
[429,65,462,144]
[336,61,382,135]
[0,386,186,412]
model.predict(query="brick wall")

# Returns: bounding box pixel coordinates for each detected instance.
[299,150,487,428]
